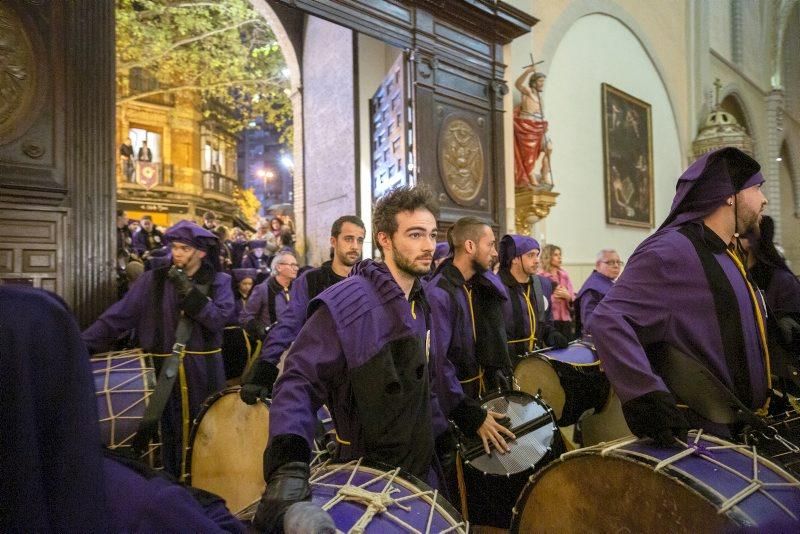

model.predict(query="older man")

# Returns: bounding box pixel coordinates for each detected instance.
[240,250,299,340]
[592,147,770,446]
[575,249,623,337]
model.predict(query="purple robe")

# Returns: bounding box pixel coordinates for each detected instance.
[259,261,345,365]
[426,261,511,399]
[592,223,769,419]
[240,276,291,328]
[1,285,243,532]
[103,457,244,533]
[498,269,557,357]
[575,270,614,336]
[763,267,800,319]
[267,260,460,479]
[82,265,235,475]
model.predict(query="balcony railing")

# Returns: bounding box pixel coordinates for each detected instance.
[118,161,173,187]
[202,171,236,197]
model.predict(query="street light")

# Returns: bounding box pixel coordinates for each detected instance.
[280,156,293,170]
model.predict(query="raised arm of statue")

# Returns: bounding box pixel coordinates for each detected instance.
[515,65,537,98]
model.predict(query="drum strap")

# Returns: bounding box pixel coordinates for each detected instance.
[132,282,211,456]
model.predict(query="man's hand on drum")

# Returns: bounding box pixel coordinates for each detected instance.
[477,410,516,455]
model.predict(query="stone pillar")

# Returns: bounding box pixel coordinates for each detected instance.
[765,88,784,243]
[302,17,356,265]
[65,1,117,325]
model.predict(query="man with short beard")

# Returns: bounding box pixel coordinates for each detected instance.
[426,217,513,399]
[497,234,568,359]
[249,187,513,532]
[240,215,366,402]
[83,220,234,476]
[592,147,770,447]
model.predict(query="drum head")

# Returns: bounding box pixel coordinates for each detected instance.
[513,455,730,533]
[189,389,269,514]
[515,356,565,420]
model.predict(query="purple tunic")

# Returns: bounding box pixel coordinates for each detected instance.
[575,270,614,336]
[133,227,165,255]
[592,223,769,415]
[426,261,510,399]
[268,260,460,477]
[239,276,291,327]
[498,270,557,356]
[242,251,270,272]
[82,266,235,475]
[1,285,243,532]
[104,457,245,533]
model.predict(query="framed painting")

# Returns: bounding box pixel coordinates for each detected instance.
[601,83,654,228]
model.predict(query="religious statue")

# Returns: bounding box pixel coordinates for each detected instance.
[514,63,554,190]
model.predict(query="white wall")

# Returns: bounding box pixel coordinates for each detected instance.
[708,0,733,60]
[537,13,683,285]
[356,35,402,258]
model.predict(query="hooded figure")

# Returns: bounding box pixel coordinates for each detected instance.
[83,220,234,476]
[1,286,244,533]
[592,147,770,446]
[497,234,567,357]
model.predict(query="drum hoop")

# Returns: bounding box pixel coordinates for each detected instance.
[511,431,800,531]
[312,458,467,532]
[185,386,270,486]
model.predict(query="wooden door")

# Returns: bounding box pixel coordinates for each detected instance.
[369,51,412,201]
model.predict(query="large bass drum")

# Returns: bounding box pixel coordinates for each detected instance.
[238,458,467,533]
[513,340,610,426]
[512,430,800,533]
[459,389,561,528]
[187,388,270,514]
[91,349,160,463]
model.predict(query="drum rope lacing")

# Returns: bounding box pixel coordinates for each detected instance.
[571,430,800,520]
[310,458,466,534]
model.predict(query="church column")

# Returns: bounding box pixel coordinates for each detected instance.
[65,2,117,325]
[765,89,784,242]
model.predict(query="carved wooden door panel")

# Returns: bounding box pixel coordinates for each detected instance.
[370,51,412,201]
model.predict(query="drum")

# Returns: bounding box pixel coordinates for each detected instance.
[459,390,561,528]
[221,326,254,380]
[238,458,467,533]
[512,430,800,533]
[749,406,800,478]
[187,388,269,514]
[514,340,610,426]
[91,349,159,459]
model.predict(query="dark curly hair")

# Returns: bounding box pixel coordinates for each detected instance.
[373,186,439,251]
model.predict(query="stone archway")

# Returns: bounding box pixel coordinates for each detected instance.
[247,1,306,258]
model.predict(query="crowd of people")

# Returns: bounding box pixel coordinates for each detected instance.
[4,146,800,531]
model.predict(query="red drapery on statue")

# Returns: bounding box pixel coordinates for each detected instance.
[513,109,548,188]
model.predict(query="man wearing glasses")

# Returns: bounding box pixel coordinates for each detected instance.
[575,249,623,337]
[240,251,299,340]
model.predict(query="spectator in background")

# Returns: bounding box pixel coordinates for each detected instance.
[137,140,153,162]
[575,249,622,337]
[539,244,575,340]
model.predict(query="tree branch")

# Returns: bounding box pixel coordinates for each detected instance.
[118,18,263,71]
[116,77,282,105]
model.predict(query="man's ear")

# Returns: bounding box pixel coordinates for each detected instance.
[197,250,207,259]
[375,231,391,251]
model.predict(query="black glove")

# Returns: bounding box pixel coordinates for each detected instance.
[282,502,336,533]
[622,390,688,447]
[252,462,311,533]
[167,265,193,298]
[240,359,279,404]
[245,319,269,341]
[546,330,569,349]
[486,366,511,391]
